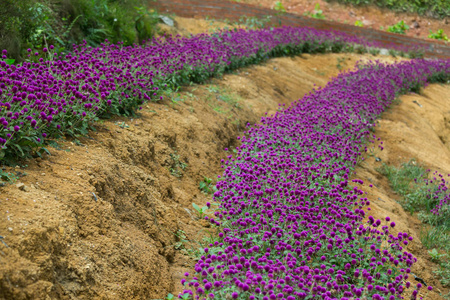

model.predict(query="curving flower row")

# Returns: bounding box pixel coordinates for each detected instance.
[180,59,450,300]
[0,26,414,159]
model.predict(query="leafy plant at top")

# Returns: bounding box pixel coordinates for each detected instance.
[387,20,409,34]
[327,0,449,19]
[273,1,286,13]
[306,3,326,19]
[428,29,449,41]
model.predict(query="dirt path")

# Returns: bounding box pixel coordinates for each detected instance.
[240,0,450,40]
[0,16,448,300]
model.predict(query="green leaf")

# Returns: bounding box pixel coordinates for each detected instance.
[166,293,175,300]
[5,59,15,65]
[40,147,51,155]
[192,203,200,212]
[13,144,24,156]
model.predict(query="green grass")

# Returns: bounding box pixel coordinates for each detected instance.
[379,159,450,288]
[326,0,449,19]
[378,159,436,214]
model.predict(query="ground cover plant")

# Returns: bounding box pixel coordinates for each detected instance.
[179,59,450,299]
[0,25,418,161]
[327,0,449,19]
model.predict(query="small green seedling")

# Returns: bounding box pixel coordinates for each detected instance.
[166,293,175,300]
[199,177,215,194]
[180,293,191,300]
[429,248,447,262]
[355,20,363,27]
[192,203,209,219]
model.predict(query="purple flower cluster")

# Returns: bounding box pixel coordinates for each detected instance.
[180,59,450,300]
[425,172,450,221]
[0,26,407,158]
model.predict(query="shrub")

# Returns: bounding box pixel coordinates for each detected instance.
[428,29,449,41]
[326,0,450,19]
[387,20,409,34]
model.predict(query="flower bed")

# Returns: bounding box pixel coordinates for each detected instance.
[0,26,413,160]
[180,59,450,300]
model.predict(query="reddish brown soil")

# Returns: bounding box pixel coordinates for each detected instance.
[0,16,448,300]
[241,0,450,40]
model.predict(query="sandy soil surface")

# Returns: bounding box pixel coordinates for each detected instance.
[241,0,450,40]
[0,16,448,300]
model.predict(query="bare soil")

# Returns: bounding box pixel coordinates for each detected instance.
[0,16,448,300]
[241,0,450,40]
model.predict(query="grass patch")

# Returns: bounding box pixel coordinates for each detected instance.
[379,159,450,288]
[326,0,449,19]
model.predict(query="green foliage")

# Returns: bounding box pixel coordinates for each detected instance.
[429,248,447,262]
[273,1,286,13]
[434,259,450,287]
[381,160,450,287]
[326,0,449,19]
[428,29,449,41]
[354,20,364,27]
[192,203,209,219]
[387,20,409,34]
[238,15,273,29]
[305,4,326,19]
[336,57,345,70]
[168,153,187,177]
[199,177,216,194]
[0,0,160,59]
[421,227,450,287]
[166,293,175,300]
[0,169,18,184]
[378,160,437,213]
